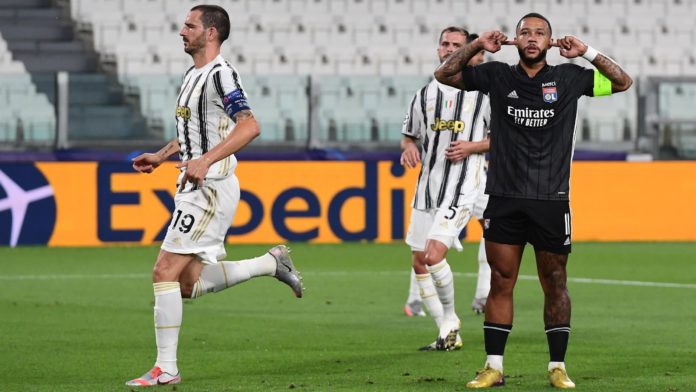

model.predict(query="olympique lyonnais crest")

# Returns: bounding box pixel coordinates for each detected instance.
[542,86,558,103]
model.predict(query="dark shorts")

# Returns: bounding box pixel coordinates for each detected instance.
[482,196,572,254]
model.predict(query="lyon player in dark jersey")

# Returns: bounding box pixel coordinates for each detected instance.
[435,13,632,389]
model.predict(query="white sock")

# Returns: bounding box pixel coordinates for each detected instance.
[406,269,421,303]
[549,361,566,371]
[475,238,491,299]
[153,282,182,375]
[427,260,457,322]
[191,253,276,298]
[415,272,444,328]
[486,355,504,372]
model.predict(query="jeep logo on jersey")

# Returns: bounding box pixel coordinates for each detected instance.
[507,106,555,127]
[175,106,191,120]
[0,165,56,246]
[430,118,465,132]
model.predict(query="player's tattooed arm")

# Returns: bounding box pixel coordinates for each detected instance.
[435,31,507,90]
[233,109,254,122]
[131,138,180,173]
[591,54,633,93]
[156,138,181,160]
[434,41,482,89]
[557,35,632,93]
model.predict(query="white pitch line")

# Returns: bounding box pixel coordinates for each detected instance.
[0,271,694,289]
[0,273,149,281]
[489,273,696,289]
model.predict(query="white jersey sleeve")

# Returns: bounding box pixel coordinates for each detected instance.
[211,64,252,119]
[401,87,426,140]
[482,94,491,133]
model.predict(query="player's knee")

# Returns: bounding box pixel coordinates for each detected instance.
[540,268,567,290]
[412,258,426,271]
[152,263,176,283]
[423,250,445,266]
[490,268,516,294]
[491,264,515,281]
[179,283,194,299]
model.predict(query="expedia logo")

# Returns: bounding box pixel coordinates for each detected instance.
[430,118,465,133]
[176,106,191,120]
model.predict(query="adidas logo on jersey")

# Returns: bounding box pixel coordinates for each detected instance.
[507,90,519,99]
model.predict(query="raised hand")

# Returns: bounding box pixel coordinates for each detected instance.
[556,35,588,59]
[478,31,509,53]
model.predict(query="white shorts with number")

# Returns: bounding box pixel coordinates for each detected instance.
[406,205,474,252]
[161,174,240,264]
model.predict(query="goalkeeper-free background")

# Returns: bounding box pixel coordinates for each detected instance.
[1,243,694,391]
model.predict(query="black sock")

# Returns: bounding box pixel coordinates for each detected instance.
[483,322,512,355]
[545,324,571,362]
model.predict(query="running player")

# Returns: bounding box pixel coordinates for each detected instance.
[401,27,491,351]
[125,5,303,387]
[435,13,632,388]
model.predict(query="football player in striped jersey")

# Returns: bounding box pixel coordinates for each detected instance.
[401,27,491,351]
[126,5,303,387]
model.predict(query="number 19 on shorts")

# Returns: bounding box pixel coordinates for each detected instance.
[170,209,196,234]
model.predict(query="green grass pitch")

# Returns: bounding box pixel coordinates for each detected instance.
[1,243,695,391]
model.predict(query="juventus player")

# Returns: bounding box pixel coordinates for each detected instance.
[404,33,492,319]
[404,33,491,317]
[435,13,632,388]
[401,27,491,351]
[126,5,303,387]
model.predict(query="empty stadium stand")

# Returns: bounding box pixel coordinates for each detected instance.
[0,0,151,145]
[0,31,54,144]
[1,0,694,151]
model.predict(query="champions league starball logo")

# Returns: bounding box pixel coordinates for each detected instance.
[0,166,56,247]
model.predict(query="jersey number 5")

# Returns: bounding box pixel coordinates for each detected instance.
[171,210,196,234]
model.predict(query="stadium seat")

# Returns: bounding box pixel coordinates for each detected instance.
[0,32,55,143]
[62,0,696,145]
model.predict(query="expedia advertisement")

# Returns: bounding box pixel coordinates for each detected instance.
[1,161,695,246]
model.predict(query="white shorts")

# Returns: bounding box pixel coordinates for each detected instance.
[473,191,489,221]
[405,205,474,252]
[473,165,488,220]
[161,175,240,264]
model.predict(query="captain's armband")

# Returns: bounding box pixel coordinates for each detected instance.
[593,70,612,96]
[223,89,251,117]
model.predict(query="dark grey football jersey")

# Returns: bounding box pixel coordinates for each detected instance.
[462,62,594,200]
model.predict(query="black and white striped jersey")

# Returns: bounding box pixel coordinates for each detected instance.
[402,80,490,210]
[175,54,250,188]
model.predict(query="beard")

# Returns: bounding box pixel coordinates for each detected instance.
[183,36,205,54]
[517,46,547,67]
